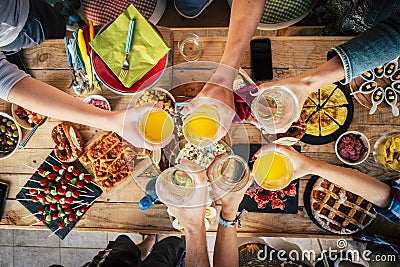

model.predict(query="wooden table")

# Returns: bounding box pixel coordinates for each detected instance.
[1,27,399,238]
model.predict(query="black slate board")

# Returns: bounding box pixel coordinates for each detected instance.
[301,82,354,145]
[233,144,300,214]
[16,151,102,239]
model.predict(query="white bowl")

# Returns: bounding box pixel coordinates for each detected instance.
[83,95,111,111]
[335,131,370,165]
[0,112,22,160]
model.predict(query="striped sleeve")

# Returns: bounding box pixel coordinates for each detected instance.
[0,51,30,101]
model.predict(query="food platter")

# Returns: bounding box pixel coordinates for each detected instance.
[92,23,168,95]
[304,175,376,235]
[79,131,154,193]
[301,83,354,145]
[16,152,102,239]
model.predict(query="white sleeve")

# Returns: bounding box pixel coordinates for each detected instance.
[0,51,30,101]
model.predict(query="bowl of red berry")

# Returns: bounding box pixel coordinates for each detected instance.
[335,131,370,165]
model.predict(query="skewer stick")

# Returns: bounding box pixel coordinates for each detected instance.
[48,227,61,238]
[49,154,62,164]
[84,185,94,193]
[22,163,38,172]
[79,194,96,198]
[15,186,43,190]
[28,221,42,228]
[22,212,40,219]
[39,157,54,168]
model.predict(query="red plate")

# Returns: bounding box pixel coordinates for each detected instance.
[92,23,168,95]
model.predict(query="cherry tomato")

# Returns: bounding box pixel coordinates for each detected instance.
[39,179,49,187]
[52,195,61,203]
[81,206,88,213]
[61,203,69,209]
[36,193,45,201]
[29,189,38,195]
[68,214,76,222]
[61,163,69,170]
[38,169,45,176]
[57,188,66,196]
[72,191,79,199]
[51,212,59,220]
[52,165,60,172]
[31,196,39,203]
[40,217,46,223]
[38,208,45,215]
[47,173,57,181]
[58,222,65,229]
[65,173,72,181]
[76,181,85,189]
[64,208,73,215]
[72,169,80,176]
[84,176,92,184]
[49,204,57,211]
[65,197,74,205]
[60,179,68,185]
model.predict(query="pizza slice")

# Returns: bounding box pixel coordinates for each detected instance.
[324,107,348,126]
[324,86,348,107]
[320,112,340,136]
[301,106,317,122]
[305,111,320,136]
[308,89,320,105]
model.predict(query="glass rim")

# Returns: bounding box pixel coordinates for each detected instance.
[251,86,299,132]
[138,108,174,145]
[252,149,294,191]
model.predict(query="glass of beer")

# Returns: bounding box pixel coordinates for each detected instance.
[155,166,195,207]
[183,104,220,147]
[138,108,174,145]
[252,149,294,191]
[251,86,299,134]
[209,154,250,193]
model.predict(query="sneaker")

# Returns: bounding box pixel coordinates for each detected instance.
[174,0,214,19]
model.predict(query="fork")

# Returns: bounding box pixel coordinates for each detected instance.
[119,19,135,80]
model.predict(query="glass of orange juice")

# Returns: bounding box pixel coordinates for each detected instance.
[252,149,294,191]
[139,108,174,145]
[183,104,220,147]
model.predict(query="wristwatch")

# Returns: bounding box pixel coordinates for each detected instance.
[219,209,248,228]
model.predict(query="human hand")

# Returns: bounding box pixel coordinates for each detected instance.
[181,65,237,142]
[115,104,172,150]
[250,77,315,133]
[254,143,316,179]
[166,159,209,231]
[207,153,254,215]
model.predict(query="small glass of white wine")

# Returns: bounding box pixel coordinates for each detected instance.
[178,33,203,62]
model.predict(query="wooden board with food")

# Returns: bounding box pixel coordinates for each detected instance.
[79,131,153,192]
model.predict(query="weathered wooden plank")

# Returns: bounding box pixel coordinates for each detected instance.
[173,36,352,67]
[1,200,334,237]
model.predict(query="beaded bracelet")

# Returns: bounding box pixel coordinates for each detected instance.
[219,209,248,228]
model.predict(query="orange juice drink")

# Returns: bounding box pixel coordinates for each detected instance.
[139,109,174,144]
[253,151,293,190]
[183,104,220,147]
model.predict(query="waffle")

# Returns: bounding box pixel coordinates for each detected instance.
[310,177,376,234]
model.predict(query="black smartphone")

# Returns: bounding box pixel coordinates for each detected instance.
[250,38,273,82]
[0,181,8,219]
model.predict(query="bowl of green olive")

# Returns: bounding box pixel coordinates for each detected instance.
[0,112,21,160]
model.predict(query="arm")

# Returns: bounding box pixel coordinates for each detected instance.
[184,223,210,267]
[207,155,254,267]
[221,0,266,69]
[255,12,400,128]
[166,160,210,267]
[255,144,392,208]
